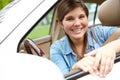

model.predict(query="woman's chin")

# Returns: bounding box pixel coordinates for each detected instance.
[73,35,83,40]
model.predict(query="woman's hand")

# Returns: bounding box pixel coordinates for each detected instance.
[71,56,97,76]
[85,46,116,77]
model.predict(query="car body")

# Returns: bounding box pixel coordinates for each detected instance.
[0,0,120,80]
[0,0,65,80]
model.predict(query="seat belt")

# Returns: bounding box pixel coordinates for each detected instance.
[103,28,120,46]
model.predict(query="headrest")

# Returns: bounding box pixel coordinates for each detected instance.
[98,0,120,26]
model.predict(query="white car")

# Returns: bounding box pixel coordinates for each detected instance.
[0,0,120,80]
[0,0,65,80]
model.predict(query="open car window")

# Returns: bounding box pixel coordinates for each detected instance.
[19,2,101,42]
[64,53,120,80]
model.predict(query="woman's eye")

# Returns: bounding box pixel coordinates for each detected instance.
[66,17,73,21]
[79,15,85,19]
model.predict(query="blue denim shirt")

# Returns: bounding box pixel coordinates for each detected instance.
[50,25,118,74]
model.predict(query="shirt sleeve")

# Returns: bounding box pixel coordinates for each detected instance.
[50,42,70,74]
[92,25,118,43]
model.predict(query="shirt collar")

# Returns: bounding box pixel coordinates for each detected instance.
[87,30,94,47]
[86,30,95,52]
[63,36,74,55]
[63,32,94,55]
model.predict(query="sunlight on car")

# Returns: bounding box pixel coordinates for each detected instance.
[0,0,20,23]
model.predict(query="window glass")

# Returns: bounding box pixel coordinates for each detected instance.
[27,3,101,39]
[85,3,101,26]
[26,9,54,39]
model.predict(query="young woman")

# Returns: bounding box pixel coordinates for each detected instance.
[50,0,120,78]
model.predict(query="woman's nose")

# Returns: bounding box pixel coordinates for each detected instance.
[74,19,81,26]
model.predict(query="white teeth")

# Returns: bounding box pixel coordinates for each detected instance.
[73,29,81,33]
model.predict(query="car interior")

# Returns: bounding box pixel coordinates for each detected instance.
[17,0,120,79]
[18,0,104,58]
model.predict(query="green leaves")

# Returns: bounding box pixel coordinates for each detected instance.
[0,0,13,10]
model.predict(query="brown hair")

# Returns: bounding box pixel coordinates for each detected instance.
[57,0,89,22]
[56,0,89,58]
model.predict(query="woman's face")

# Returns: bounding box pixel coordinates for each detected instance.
[62,7,88,40]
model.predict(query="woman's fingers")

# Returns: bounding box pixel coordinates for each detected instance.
[99,55,106,77]
[72,56,97,75]
[85,47,116,78]
[81,57,97,75]
[83,61,96,75]
[99,56,114,77]
[93,51,101,71]
[85,49,101,73]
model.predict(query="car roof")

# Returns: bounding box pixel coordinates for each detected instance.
[0,0,58,45]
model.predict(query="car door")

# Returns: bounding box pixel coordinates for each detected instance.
[64,54,120,80]
[0,0,67,80]
[0,0,58,55]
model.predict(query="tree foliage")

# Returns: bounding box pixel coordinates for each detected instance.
[0,0,13,10]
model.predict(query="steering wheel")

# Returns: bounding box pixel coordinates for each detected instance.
[24,38,45,57]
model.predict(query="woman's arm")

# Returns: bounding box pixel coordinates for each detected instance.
[104,39,120,53]
[85,39,120,77]
[71,56,97,76]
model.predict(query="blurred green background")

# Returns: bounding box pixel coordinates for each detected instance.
[0,0,13,10]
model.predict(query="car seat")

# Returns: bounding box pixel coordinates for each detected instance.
[98,0,120,26]
[98,0,120,57]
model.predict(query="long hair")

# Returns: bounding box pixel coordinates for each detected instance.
[57,0,89,22]
[56,0,89,58]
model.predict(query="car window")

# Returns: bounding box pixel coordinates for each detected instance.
[25,3,101,40]
[85,3,101,27]
[26,8,55,39]
[65,54,120,80]
[19,2,102,55]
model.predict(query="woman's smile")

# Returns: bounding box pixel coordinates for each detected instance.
[72,28,82,34]
[62,7,88,40]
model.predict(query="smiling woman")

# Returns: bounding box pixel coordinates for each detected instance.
[18,0,103,59]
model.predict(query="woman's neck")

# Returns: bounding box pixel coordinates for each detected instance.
[71,36,84,46]
[70,37,85,60]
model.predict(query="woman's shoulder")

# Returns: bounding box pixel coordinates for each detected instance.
[90,25,118,34]
[50,36,72,53]
[88,25,118,43]
[92,25,117,30]
[51,36,68,47]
